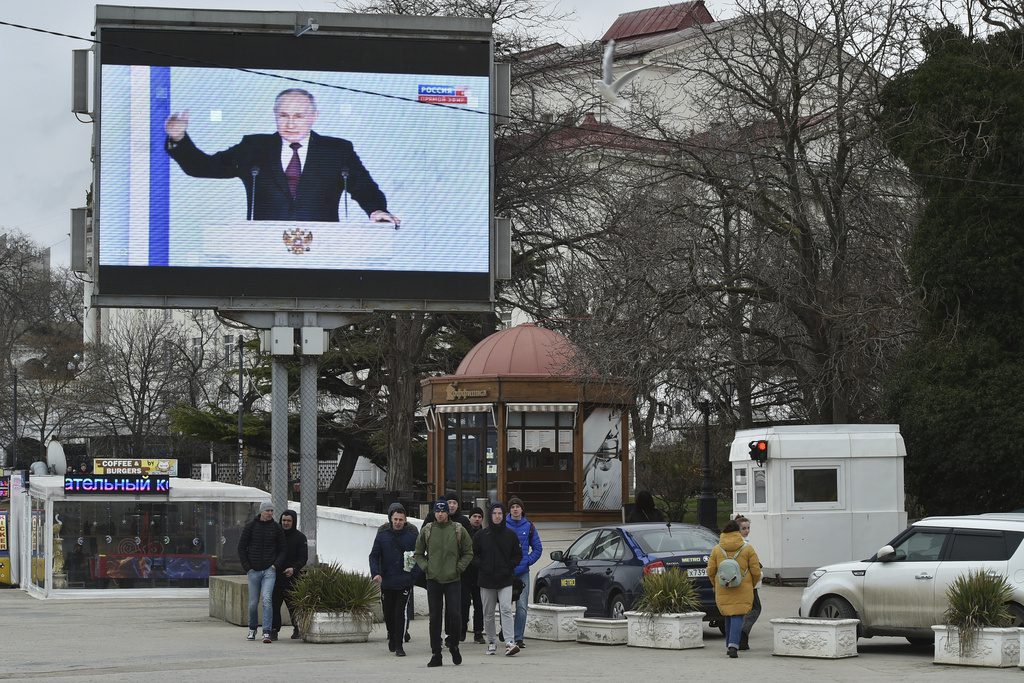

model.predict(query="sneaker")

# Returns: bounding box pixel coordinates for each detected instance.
[474,633,486,644]
[727,646,738,658]
[487,643,497,655]
[505,642,520,656]
[246,629,256,641]
[450,646,462,665]
[427,654,443,667]
[270,630,279,641]
[262,632,273,644]
[395,646,406,657]
[290,628,301,640]
[516,639,526,649]
[739,633,750,651]
[388,638,396,653]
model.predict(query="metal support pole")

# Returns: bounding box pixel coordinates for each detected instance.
[697,400,718,531]
[8,368,16,470]
[270,357,289,514]
[299,355,318,561]
[237,335,245,485]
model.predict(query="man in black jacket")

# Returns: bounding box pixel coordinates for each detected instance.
[473,503,522,656]
[461,507,485,643]
[237,501,286,643]
[369,504,421,657]
[271,509,308,641]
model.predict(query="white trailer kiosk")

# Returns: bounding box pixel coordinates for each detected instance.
[729,424,907,582]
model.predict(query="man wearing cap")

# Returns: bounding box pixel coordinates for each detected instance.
[506,497,542,649]
[460,506,485,643]
[369,503,421,657]
[414,499,473,667]
[238,501,286,643]
[425,495,471,532]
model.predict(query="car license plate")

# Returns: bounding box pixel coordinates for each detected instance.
[687,568,707,578]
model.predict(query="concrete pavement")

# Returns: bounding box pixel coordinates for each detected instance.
[0,585,1018,682]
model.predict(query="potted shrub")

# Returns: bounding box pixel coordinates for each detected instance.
[932,569,1019,667]
[624,568,705,649]
[289,563,380,643]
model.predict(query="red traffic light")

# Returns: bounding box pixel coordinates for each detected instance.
[748,440,768,463]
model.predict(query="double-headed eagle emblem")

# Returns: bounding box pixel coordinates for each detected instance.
[282,228,313,254]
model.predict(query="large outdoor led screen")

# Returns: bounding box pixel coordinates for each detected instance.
[96,28,492,303]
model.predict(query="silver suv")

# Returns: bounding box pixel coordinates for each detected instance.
[799,514,1024,643]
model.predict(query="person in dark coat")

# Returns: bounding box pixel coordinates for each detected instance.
[474,502,523,656]
[271,509,308,640]
[369,503,421,656]
[627,490,666,523]
[460,506,485,643]
[237,501,286,643]
[425,495,471,531]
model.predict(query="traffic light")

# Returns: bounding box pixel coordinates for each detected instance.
[748,439,768,465]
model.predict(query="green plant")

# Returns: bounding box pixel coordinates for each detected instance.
[632,568,701,615]
[288,563,380,634]
[943,569,1013,657]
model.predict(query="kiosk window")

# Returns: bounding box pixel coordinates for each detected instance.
[793,468,838,503]
[753,469,767,505]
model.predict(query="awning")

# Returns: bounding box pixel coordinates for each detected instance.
[506,402,578,412]
[434,403,493,413]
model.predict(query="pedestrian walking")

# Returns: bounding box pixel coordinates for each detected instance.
[505,496,542,649]
[414,499,473,667]
[627,490,666,523]
[271,509,308,641]
[734,514,762,650]
[369,503,420,657]
[237,501,286,644]
[461,506,485,643]
[473,502,522,657]
[706,519,762,658]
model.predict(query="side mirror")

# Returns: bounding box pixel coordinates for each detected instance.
[550,550,564,562]
[876,545,895,561]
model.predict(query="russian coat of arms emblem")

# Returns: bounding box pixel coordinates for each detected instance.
[282,228,313,254]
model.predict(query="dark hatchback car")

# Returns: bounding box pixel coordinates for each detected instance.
[534,523,722,624]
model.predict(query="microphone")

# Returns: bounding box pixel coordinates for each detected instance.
[249,166,260,221]
[340,167,349,221]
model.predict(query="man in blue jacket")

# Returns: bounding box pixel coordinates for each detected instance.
[369,503,421,657]
[505,496,542,649]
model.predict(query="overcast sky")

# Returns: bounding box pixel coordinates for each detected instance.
[0,1,730,267]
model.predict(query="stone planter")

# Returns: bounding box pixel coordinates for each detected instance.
[932,625,1020,667]
[771,618,859,658]
[302,611,374,644]
[525,604,587,641]
[575,618,628,645]
[624,611,705,649]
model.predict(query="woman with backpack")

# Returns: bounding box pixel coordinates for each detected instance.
[706,519,762,658]
[735,514,761,650]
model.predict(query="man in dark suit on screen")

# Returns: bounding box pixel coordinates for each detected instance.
[164,88,401,226]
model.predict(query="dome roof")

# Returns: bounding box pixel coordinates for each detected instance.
[455,324,580,377]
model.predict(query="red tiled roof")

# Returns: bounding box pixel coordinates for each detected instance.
[601,1,715,43]
[454,324,580,377]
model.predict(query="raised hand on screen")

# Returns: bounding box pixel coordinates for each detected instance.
[165,110,190,142]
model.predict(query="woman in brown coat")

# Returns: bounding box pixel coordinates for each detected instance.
[706,519,762,658]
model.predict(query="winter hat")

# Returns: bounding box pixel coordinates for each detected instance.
[507,496,525,512]
[433,500,449,513]
[259,501,274,513]
[387,502,406,518]
[470,506,484,517]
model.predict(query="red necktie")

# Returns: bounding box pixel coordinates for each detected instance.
[285,142,302,197]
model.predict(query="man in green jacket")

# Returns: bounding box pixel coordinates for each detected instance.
[415,500,473,667]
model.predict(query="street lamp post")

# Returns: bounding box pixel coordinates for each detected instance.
[697,399,718,531]
[7,367,16,470]
[237,335,244,485]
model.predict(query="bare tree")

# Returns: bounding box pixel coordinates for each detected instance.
[80,310,188,457]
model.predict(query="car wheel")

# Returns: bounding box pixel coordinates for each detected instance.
[535,584,550,604]
[814,596,857,620]
[906,636,933,646]
[608,593,627,619]
[1007,603,1024,627]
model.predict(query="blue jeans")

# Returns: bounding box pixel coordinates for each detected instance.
[725,614,745,649]
[247,567,277,633]
[513,572,530,642]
